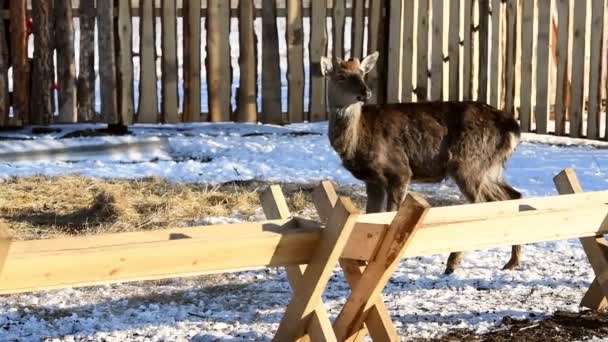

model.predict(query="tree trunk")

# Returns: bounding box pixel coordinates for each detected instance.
[77,0,96,122]
[97,0,119,124]
[31,0,55,125]
[9,0,29,125]
[55,0,77,123]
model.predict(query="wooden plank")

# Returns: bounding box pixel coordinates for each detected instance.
[77,0,95,122]
[309,0,327,121]
[401,0,415,102]
[138,0,158,123]
[9,0,29,124]
[519,0,533,131]
[430,0,443,101]
[477,0,489,103]
[183,0,202,122]
[2,192,608,294]
[587,0,604,139]
[535,0,551,134]
[274,198,358,341]
[261,0,282,124]
[350,0,365,59]
[489,0,501,107]
[554,168,608,311]
[260,186,334,342]
[554,0,570,136]
[161,0,179,123]
[97,0,118,124]
[206,0,231,122]
[386,0,403,103]
[286,0,305,123]
[0,1,7,125]
[463,0,474,100]
[333,194,429,341]
[0,223,11,276]
[570,1,586,138]
[117,0,135,125]
[235,0,257,123]
[416,0,429,101]
[366,0,384,104]
[503,0,517,116]
[31,0,54,125]
[332,0,346,60]
[448,0,460,101]
[312,181,399,342]
[54,0,77,123]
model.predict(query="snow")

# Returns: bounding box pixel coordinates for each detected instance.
[0,122,606,340]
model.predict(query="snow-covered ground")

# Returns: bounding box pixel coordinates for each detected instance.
[0,122,606,340]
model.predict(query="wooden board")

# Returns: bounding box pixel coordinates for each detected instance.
[2,191,608,294]
[463,0,474,100]
[570,2,587,138]
[535,0,551,134]
[206,0,231,122]
[430,0,443,101]
[519,0,533,132]
[332,0,346,60]
[416,0,429,101]
[386,0,403,103]
[77,0,95,122]
[350,0,365,59]
[477,0,489,103]
[587,0,604,139]
[489,0,501,107]
[117,0,135,125]
[161,0,179,123]
[31,0,54,125]
[98,0,118,124]
[261,0,283,123]
[286,0,304,123]
[503,0,517,116]
[309,0,327,121]
[401,0,415,102]
[0,2,7,125]
[9,0,29,125]
[54,0,77,123]
[235,0,257,123]
[138,0,158,123]
[554,0,570,136]
[182,0,202,122]
[448,0,460,101]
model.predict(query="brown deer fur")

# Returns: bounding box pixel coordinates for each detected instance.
[321,52,523,274]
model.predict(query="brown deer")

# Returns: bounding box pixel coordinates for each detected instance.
[320,52,523,274]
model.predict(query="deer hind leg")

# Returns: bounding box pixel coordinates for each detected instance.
[365,181,387,213]
[386,171,411,212]
[495,182,522,270]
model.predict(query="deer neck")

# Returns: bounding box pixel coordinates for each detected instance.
[328,102,363,160]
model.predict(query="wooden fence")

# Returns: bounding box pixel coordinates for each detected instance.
[1,1,607,140]
[0,167,608,340]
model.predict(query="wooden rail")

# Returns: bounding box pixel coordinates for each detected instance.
[1,168,608,340]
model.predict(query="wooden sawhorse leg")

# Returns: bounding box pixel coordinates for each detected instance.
[261,186,359,341]
[314,181,430,341]
[554,167,608,311]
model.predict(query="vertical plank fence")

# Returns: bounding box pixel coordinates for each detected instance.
[0,1,606,141]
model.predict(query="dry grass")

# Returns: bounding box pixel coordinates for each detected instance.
[0,176,280,240]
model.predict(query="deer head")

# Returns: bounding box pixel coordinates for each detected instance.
[320,52,379,108]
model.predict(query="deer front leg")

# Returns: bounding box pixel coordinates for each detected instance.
[365,182,386,213]
[386,173,411,212]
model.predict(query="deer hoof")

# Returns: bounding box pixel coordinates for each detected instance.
[501,259,520,271]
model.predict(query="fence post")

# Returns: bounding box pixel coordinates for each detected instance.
[0,3,7,126]
[9,0,28,125]
[137,0,158,124]
[54,0,77,123]
[31,0,54,125]
[183,0,202,123]
[116,0,134,125]
[554,0,570,136]
[161,0,179,124]
[77,0,96,122]
[350,0,365,60]
[503,0,517,117]
[416,0,429,101]
[569,3,587,138]
[309,0,327,121]
[286,0,304,123]
[97,0,119,125]
[261,0,283,124]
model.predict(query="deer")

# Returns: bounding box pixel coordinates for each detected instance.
[320,52,523,274]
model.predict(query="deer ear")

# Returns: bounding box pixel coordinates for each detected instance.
[320,56,333,77]
[360,51,379,74]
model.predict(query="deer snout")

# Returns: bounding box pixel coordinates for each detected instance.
[357,89,372,102]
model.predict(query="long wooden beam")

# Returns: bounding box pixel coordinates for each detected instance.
[1,192,608,294]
